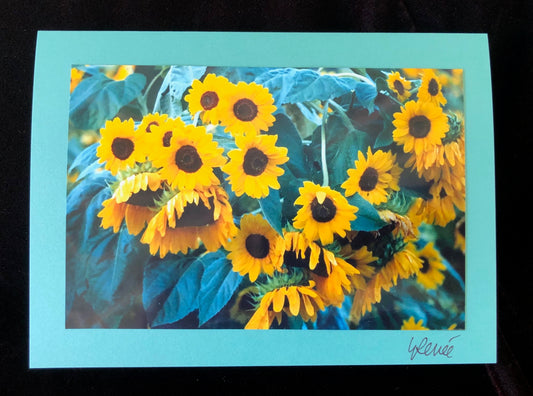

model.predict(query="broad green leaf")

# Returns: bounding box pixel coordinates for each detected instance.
[152,65,207,117]
[198,254,243,326]
[266,113,308,179]
[70,72,146,130]
[347,193,387,231]
[259,188,283,235]
[206,66,270,84]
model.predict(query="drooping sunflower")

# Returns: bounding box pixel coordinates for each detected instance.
[340,244,378,290]
[415,242,447,290]
[387,71,412,102]
[424,181,463,227]
[218,81,277,136]
[349,242,422,326]
[392,100,449,161]
[140,185,237,257]
[341,147,402,205]
[401,316,429,330]
[293,181,358,245]
[98,172,164,235]
[245,279,325,329]
[418,69,447,107]
[96,118,146,175]
[184,73,233,125]
[150,123,226,190]
[222,133,289,199]
[226,213,285,282]
[283,230,359,307]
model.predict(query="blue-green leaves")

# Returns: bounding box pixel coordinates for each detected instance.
[255,68,377,111]
[70,72,146,130]
[347,193,387,231]
[153,65,206,117]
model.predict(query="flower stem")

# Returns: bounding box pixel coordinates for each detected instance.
[321,101,330,187]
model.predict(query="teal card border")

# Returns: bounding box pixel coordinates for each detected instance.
[29,31,496,367]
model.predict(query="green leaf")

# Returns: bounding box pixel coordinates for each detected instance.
[70,72,146,130]
[259,188,283,235]
[206,66,270,84]
[347,193,387,231]
[152,65,207,117]
[266,113,308,178]
[198,253,243,326]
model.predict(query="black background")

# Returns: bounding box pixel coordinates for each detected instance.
[1,0,532,394]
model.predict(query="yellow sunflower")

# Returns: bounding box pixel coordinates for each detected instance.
[135,113,170,159]
[418,69,447,107]
[184,73,233,125]
[227,214,285,282]
[96,118,146,175]
[423,181,463,227]
[392,100,449,161]
[140,185,237,257]
[349,242,422,326]
[98,172,164,235]
[415,242,447,290]
[150,123,226,190]
[341,147,402,205]
[387,71,412,102]
[340,245,378,290]
[245,280,325,329]
[222,133,289,199]
[293,181,357,245]
[401,316,429,330]
[218,81,277,136]
[143,117,186,156]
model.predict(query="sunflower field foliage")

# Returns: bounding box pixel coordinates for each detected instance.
[66,65,466,330]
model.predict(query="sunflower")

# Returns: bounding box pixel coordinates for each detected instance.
[218,81,276,136]
[227,214,285,282]
[387,71,412,102]
[134,113,169,159]
[401,316,429,330]
[140,185,237,257]
[98,172,164,235]
[415,242,447,290]
[418,69,447,107]
[293,181,357,245]
[392,100,449,162]
[341,147,402,205]
[423,180,464,227]
[245,280,325,329]
[340,245,378,290]
[150,123,226,190]
[143,117,186,156]
[311,257,358,307]
[378,210,418,241]
[222,133,289,199]
[349,242,422,326]
[96,118,146,175]
[184,73,233,125]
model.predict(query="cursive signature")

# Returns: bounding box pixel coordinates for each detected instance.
[407,335,460,361]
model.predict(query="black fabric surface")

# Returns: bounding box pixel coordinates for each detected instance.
[1,0,532,394]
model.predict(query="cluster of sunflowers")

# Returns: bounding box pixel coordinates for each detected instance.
[68,65,465,330]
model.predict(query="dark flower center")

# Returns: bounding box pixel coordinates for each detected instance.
[175,197,215,227]
[125,188,165,207]
[175,145,203,173]
[428,78,439,96]
[111,137,134,160]
[420,257,430,274]
[245,234,270,259]
[393,80,405,95]
[145,121,159,133]
[439,187,447,199]
[233,98,258,122]
[359,167,379,191]
[408,115,431,138]
[311,197,337,223]
[162,131,173,147]
[200,91,219,110]
[243,147,268,176]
